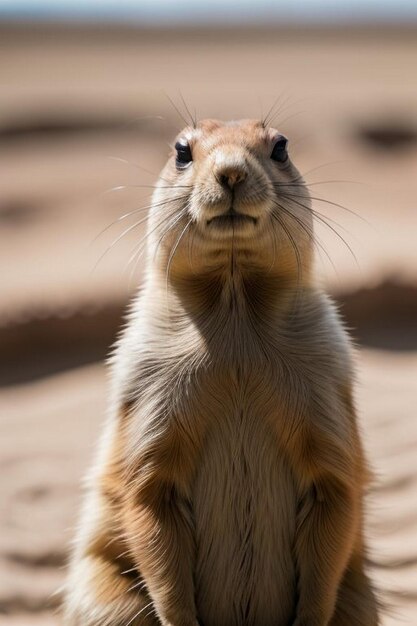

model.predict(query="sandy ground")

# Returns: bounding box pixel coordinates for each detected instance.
[0,23,416,624]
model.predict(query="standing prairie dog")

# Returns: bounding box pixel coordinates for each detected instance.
[64,119,379,626]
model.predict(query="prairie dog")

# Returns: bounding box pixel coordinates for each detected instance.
[64,119,379,625]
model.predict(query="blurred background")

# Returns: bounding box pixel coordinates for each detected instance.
[1,1,417,624]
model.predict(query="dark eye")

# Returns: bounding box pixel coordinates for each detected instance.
[175,140,192,168]
[270,136,288,163]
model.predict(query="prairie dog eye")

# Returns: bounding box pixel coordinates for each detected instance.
[175,140,193,168]
[270,136,288,163]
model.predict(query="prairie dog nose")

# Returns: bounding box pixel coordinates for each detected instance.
[213,151,248,190]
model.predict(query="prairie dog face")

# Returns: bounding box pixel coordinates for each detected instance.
[148,119,313,282]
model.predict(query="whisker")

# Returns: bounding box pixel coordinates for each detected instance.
[272,189,359,236]
[306,195,370,226]
[127,208,188,287]
[127,210,191,289]
[311,213,358,267]
[259,96,265,128]
[276,161,350,187]
[266,95,308,129]
[92,194,190,243]
[271,200,338,277]
[120,114,166,130]
[92,201,186,276]
[276,194,359,264]
[108,156,176,187]
[270,210,307,317]
[262,93,294,128]
[261,94,284,128]
[108,156,158,178]
[275,187,369,225]
[179,90,197,128]
[102,183,193,195]
[307,207,359,240]
[274,179,360,189]
[152,208,190,264]
[165,92,192,129]
[270,211,302,287]
[92,216,152,273]
[273,109,306,128]
[165,219,193,296]
[306,180,361,188]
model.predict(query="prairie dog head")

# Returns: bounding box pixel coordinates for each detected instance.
[147,119,313,286]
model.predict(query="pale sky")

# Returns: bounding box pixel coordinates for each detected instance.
[0,0,416,25]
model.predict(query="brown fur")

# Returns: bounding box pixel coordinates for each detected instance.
[63,119,379,625]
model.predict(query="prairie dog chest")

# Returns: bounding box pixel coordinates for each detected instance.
[190,373,298,626]
[193,393,295,517]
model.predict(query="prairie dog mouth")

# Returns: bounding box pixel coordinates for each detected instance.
[206,208,258,229]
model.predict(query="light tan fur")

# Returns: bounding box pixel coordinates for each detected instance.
[63,119,379,625]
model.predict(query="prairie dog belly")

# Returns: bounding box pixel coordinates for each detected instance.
[193,410,297,626]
